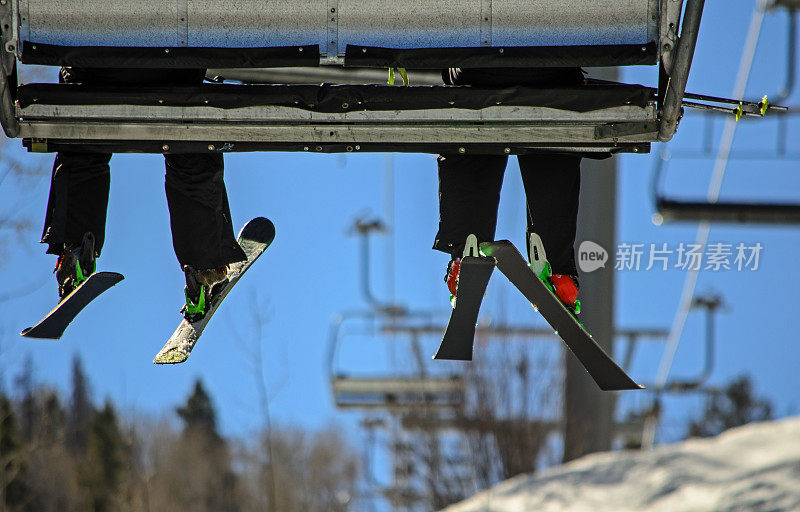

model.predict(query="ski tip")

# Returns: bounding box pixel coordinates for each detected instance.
[432,352,473,362]
[20,327,61,339]
[90,271,125,281]
[601,382,646,391]
[153,348,189,365]
[239,217,276,245]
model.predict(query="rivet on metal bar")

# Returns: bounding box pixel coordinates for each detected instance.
[177,0,188,47]
[480,0,493,47]
[326,0,339,64]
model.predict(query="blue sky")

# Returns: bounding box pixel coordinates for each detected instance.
[1,0,798,447]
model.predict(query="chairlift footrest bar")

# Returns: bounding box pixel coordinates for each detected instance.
[23,139,651,156]
[16,82,657,151]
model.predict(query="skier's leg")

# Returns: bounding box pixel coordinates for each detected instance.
[165,153,247,321]
[164,153,247,271]
[519,153,582,310]
[519,153,581,276]
[41,151,111,298]
[38,69,116,297]
[42,151,111,256]
[44,66,204,255]
[433,153,507,259]
[434,153,506,299]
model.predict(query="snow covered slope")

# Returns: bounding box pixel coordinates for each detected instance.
[441,417,800,512]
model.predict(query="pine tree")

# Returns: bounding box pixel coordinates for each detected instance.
[68,355,94,455]
[176,380,219,440]
[40,391,66,446]
[1,395,31,511]
[687,375,773,438]
[13,355,36,442]
[77,401,126,512]
[171,380,240,512]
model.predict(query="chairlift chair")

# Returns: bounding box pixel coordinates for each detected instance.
[0,0,705,154]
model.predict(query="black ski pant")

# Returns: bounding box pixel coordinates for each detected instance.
[41,67,246,269]
[434,67,585,278]
[433,153,581,277]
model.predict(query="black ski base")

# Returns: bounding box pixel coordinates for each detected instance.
[480,240,642,391]
[434,256,495,361]
[21,271,125,339]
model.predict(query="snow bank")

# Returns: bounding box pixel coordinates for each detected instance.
[441,417,800,512]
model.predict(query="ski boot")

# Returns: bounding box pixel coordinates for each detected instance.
[445,258,461,299]
[443,235,480,307]
[54,232,97,300]
[182,265,229,322]
[528,233,581,316]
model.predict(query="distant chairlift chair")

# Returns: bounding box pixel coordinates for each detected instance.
[0,0,705,154]
[327,313,465,411]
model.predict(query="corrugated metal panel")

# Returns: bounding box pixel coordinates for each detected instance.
[338,0,482,49]
[492,0,652,47]
[188,0,326,48]
[23,0,656,49]
[26,0,178,47]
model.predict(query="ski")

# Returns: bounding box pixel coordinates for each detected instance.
[153,217,275,364]
[21,271,124,339]
[433,255,495,361]
[480,240,642,391]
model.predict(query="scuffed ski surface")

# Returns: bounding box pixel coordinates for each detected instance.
[152,322,201,364]
[153,218,273,364]
[153,259,248,364]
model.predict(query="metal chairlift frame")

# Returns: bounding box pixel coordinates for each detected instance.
[0,0,704,154]
[660,295,723,393]
[654,4,800,225]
